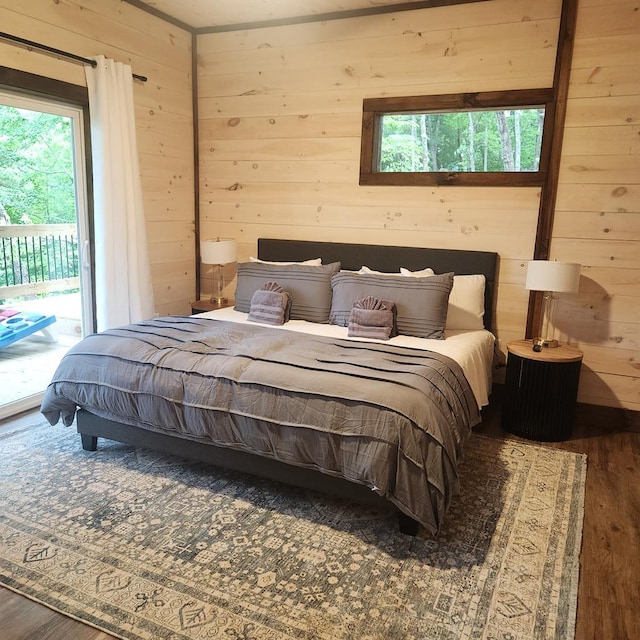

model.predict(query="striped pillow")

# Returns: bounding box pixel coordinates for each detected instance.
[235,261,341,323]
[329,270,454,339]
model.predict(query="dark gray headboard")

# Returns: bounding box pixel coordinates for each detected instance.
[257,238,499,333]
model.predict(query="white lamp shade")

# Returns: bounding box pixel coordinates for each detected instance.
[525,260,581,293]
[200,238,237,265]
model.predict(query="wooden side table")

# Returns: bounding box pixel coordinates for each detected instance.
[191,299,234,314]
[502,339,583,442]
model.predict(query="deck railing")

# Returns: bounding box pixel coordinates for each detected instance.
[0,224,79,300]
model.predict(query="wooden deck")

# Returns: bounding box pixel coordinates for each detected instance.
[0,293,83,419]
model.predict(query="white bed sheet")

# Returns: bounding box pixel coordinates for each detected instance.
[198,307,495,409]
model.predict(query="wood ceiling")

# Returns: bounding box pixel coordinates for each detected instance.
[124,0,485,33]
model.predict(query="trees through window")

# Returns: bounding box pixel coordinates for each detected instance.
[360,89,554,187]
[0,104,76,225]
[379,108,545,173]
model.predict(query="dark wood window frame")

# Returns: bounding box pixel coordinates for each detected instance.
[359,88,555,187]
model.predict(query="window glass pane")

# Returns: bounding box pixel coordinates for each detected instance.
[378,108,545,173]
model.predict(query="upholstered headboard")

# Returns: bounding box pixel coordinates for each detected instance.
[257,238,499,333]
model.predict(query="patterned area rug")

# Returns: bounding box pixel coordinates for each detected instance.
[0,421,585,640]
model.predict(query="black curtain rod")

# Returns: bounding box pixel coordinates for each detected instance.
[0,31,148,83]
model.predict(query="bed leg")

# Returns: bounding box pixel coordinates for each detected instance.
[397,512,419,536]
[80,433,98,451]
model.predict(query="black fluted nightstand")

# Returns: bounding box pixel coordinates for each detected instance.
[502,339,583,442]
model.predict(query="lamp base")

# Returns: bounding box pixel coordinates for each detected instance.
[209,295,228,306]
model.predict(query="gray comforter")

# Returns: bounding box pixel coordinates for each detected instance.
[41,316,480,534]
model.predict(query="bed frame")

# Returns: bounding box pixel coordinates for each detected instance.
[77,239,498,535]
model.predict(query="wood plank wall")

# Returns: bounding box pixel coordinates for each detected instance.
[0,0,196,316]
[196,0,559,374]
[198,0,639,412]
[1,0,636,411]
[553,0,640,411]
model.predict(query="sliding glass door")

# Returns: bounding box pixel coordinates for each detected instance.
[0,90,93,419]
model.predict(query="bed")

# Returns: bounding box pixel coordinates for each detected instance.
[41,239,498,536]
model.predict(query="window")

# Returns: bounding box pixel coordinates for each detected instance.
[360,89,554,187]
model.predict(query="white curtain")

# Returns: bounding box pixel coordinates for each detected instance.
[85,55,155,332]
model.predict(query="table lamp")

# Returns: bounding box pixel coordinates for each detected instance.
[525,259,581,348]
[200,238,237,305]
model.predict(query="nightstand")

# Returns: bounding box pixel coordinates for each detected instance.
[502,339,583,442]
[191,299,234,315]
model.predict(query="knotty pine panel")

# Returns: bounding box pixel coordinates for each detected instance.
[201,181,541,213]
[140,172,195,204]
[553,210,639,241]
[555,185,639,214]
[559,293,640,326]
[197,0,560,55]
[568,65,640,100]
[575,0,640,39]
[0,42,84,86]
[200,160,357,184]
[200,78,552,119]
[146,221,194,245]
[577,265,640,295]
[559,318,640,353]
[551,0,640,410]
[148,240,194,267]
[201,137,357,161]
[558,155,640,186]
[201,210,537,259]
[578,370,640,412]
[0,0,196,317]
[0,2,191,83]
[136,85,194,119]
[497,259,530,286]
[151,259,193,305]
[199,114,361,141]
[206,220,532,259]
[27,0,191,73]
[198,20,558,80]
[202,202,538,238]
[572,34,640,70]
[200,51,553,100]
[199,92,364,119]
[574,344,640,378]
[550,238,639,270]
[564,95,639,128]
[561,125,640,157]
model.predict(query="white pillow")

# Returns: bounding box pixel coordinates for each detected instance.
[400,268,485,330]
[399,266,435,277]
[250,257,322,266]
[358,265,391,275]
[360,265,435,276]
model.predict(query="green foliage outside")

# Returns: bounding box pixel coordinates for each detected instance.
[379,108,545,173]
[0,105,76,225]
[0,105,79,303]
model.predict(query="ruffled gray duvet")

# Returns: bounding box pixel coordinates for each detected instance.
[41,316,480,534]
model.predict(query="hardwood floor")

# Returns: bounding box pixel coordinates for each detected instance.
[1,397,638,640]
[478,397,640,640]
